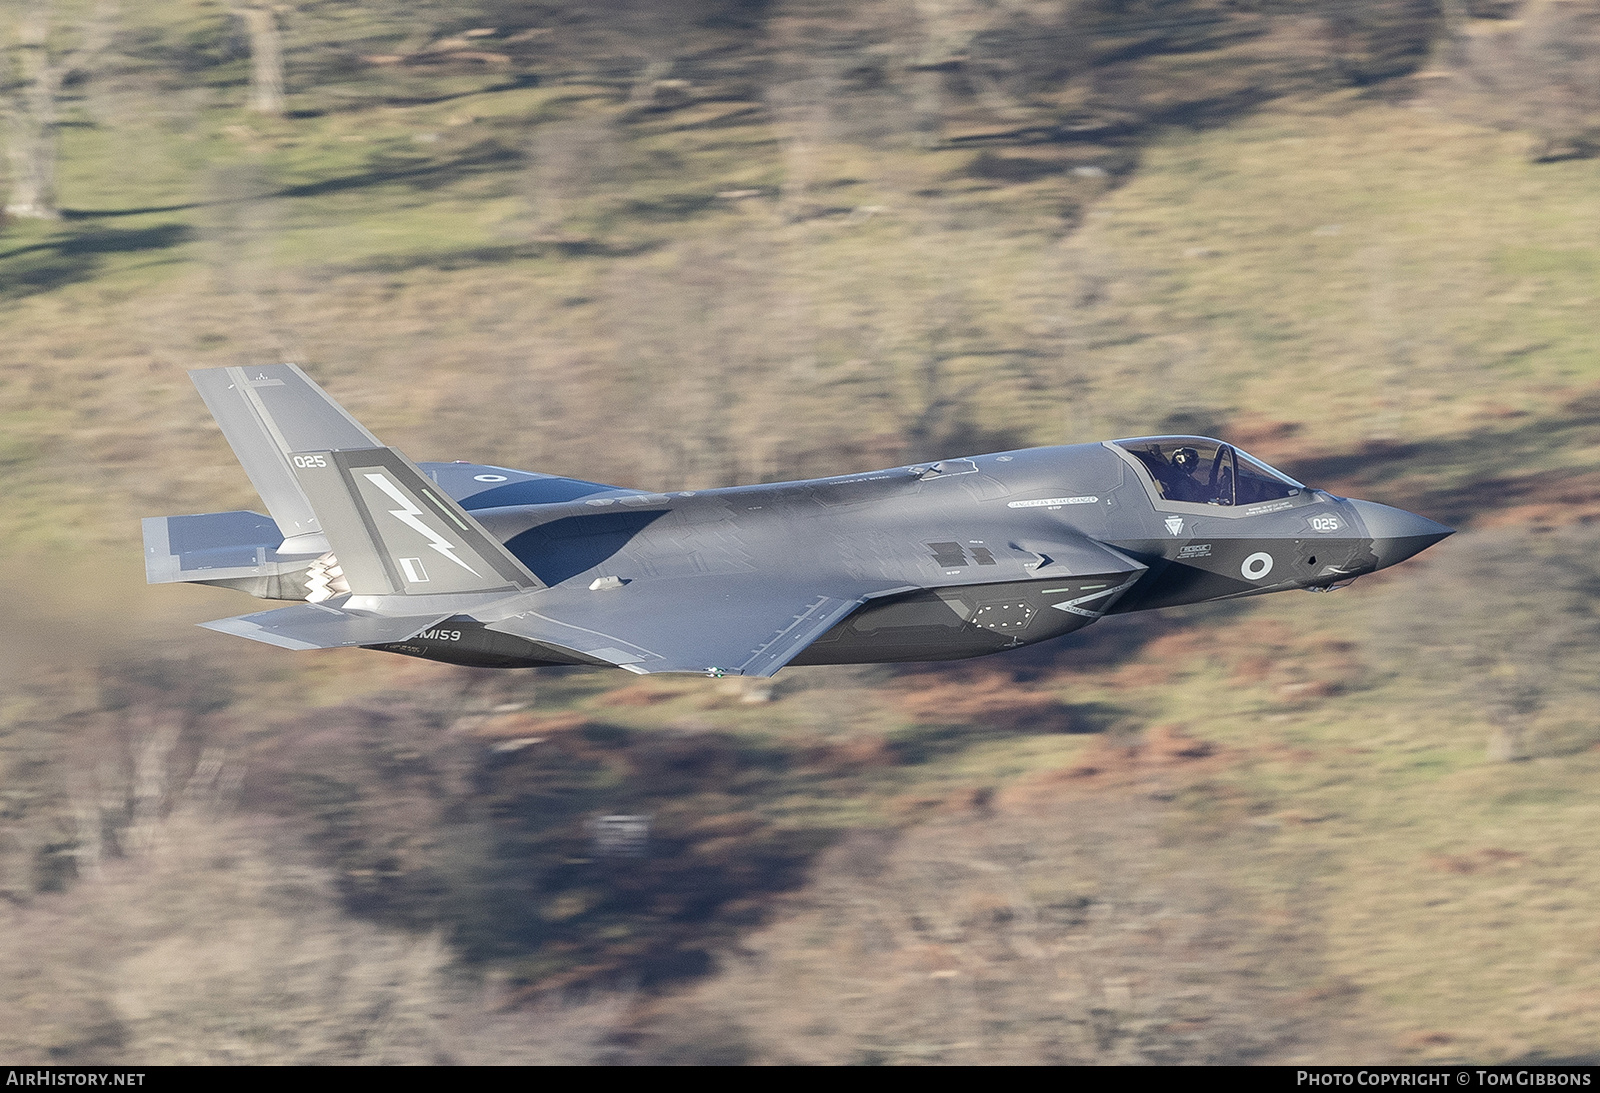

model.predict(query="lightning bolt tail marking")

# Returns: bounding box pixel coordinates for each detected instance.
[363,473,482,577]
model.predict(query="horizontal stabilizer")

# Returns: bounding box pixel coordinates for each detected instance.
[199,602,455,651]
[142,510,321,583]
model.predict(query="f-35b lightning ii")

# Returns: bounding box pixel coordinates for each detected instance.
[145,365,1451,677]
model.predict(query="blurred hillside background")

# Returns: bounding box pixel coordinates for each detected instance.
[2,0,1600,1064]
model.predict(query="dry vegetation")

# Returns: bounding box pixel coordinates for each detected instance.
[0,808,627,1064]
[644,795,1353,1065]
[3,0,1600,1066]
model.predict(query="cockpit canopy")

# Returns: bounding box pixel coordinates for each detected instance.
[1113,436,1305,507]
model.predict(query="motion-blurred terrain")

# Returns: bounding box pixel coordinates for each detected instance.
[3,0,1600,1064]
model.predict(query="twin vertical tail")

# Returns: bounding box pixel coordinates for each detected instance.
[285,445,536,599]
[146,364,540,651]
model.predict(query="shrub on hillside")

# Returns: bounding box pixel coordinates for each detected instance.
[1446,0,1600,160]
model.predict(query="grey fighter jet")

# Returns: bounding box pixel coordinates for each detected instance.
[145,365,1451,676]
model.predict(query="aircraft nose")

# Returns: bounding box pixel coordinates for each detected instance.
[1347,499,1454,570]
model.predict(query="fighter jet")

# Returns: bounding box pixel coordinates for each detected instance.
[144,365,1451,677]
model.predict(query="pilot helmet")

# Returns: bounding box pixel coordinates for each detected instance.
[1172,446,1200,472]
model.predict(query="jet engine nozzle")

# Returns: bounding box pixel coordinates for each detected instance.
[1347,499,1453,571]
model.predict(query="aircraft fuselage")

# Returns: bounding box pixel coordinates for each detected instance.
[371,439,1447,670]
[151,366,1449,676]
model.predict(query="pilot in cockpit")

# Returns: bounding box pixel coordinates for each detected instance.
[1158,446,1207,503]
[1116,437,1301,507]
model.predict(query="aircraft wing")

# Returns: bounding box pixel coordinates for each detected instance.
[482,529,1145,677]
[485,574,889,677]
[417,461,640,509]
[199,602,457,651]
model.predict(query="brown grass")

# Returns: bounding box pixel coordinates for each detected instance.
[636,790,1357,1064]
[895,669,1075,732]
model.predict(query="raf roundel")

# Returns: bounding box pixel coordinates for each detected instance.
[1241,552,1274,580]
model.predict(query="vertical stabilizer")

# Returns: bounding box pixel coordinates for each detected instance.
[288,447,541,596]
[189,364,382,553]
[187,364,541,597]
